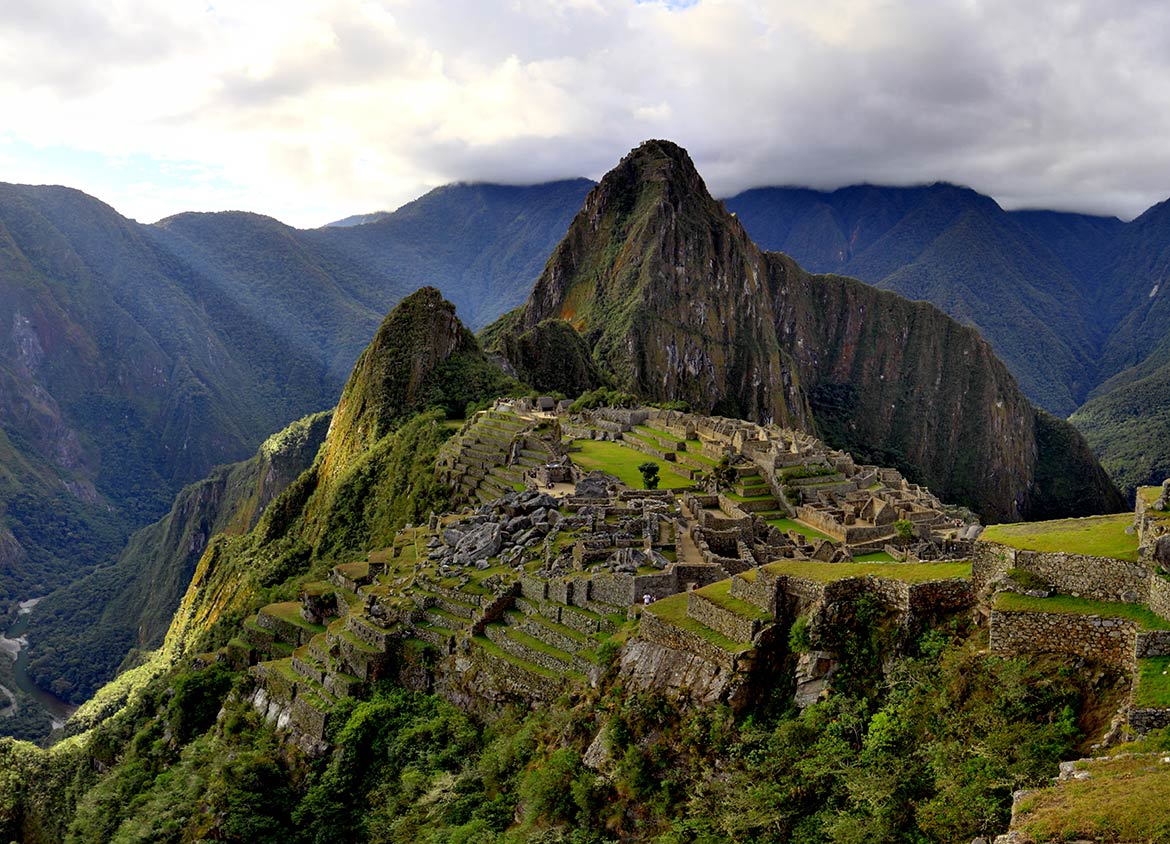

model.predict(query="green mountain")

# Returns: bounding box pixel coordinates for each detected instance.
[491,141,1122,522]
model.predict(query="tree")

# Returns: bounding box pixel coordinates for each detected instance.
[894,518,914,544]
[637,462,660,490]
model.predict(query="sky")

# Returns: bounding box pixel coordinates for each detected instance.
[3,0,1170,228]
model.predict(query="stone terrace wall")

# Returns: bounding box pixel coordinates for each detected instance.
[906,579,975,617]
[1148,575,1170,622]
[687,592,762,643]
[1135,630,1170,658]
[974,542,1151,603]
[1129,708,1170,733]
[989,610,1138,669]
[639,611,738,671]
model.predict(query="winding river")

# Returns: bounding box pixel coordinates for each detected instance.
[1,599,78,729]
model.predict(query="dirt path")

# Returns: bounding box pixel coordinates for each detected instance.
[676,519,705,565]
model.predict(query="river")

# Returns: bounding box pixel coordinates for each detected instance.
[1,598,78,729]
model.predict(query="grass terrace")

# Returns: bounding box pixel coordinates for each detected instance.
[569,439,692,489]
[766,517,834,542]
[763,560,971,583]
[1014,753,1170,844]
[1135,656,1170,708]
[694,580,772,623]
[992,592,1170,630]
[1140,486,1170,515]
[854,551,897,562]
[980,513,1139,562]
[647,592,753,653]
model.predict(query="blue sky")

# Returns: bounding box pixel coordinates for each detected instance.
[3,0,1169,227]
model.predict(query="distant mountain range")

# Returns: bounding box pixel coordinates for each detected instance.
[722,184,1169,494]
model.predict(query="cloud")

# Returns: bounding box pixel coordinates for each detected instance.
[1,0,1169,226]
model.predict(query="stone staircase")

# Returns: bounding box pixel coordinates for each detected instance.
[437,410,560,504]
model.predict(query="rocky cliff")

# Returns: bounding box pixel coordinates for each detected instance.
[489,140,1123,522]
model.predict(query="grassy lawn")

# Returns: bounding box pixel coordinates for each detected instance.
[980,513,1139,561]
[764,560,971,583]
[854,551,897,562]
[647,593,752,652]
[767,517,834,542]
[636,424,684,443]
[724,489,775,503]
[1135,656,1170,707]
[1015,754,1170,844]
[570,439,692,489]
[993,592,1170,630]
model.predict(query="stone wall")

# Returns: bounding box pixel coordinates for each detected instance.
[686,592,762,643]
[794,506,846,541]
[974,541,1151,603]
[1129,708,1170,733]
[1135,630,1170,658]
[906,579,975,617]
[639,610,738,671]
[989,610,1138,669]
[1148,575,1170,622]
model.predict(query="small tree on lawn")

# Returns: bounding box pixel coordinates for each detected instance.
[894,518,915,545]
[638,461,660,490]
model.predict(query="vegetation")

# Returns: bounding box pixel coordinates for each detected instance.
[993,592,1170,630]
[981,513,1139,561]
[568,440,691,490]
[637,462,660,490]
[1014,749,1170,843]
[764,560,972,583]
[1134,657,1170,708]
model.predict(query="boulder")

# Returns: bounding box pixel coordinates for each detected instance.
[453,522,502,567]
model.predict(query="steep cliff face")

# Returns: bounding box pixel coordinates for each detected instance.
[491,140,1121,521]
[510,140,810,427]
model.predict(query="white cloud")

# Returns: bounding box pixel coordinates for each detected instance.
[1,0,1169,226]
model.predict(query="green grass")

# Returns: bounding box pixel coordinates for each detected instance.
[980,513,1139,561]
[635,424,683,442]
[260,602,327,633]
[1135,656,1170,707]
[854,551,896,562]
[694,580,772,622]
[764,560,971,583]
[766,517,834,542]
[472,634,561,679]
[1015,753,1170,844]
[570,439,692,489]
[1140,486,1170,514]
[647,593,752,653]
[992,592,1170,630]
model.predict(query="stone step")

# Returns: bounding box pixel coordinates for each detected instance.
[413,588,481,619]
[485,623,580,674]
[425,607,471,629]
[413,622,458,651]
